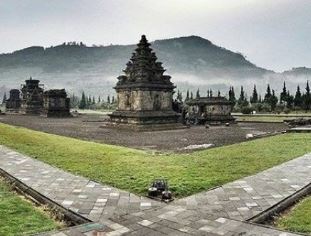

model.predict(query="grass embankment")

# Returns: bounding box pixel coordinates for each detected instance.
[234,113,311,123]
[276,196,311,235]
[0,179,61,236]
[0,123,311,197]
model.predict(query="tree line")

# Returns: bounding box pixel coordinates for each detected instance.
[70,91,116,110]
[178,81,311,113]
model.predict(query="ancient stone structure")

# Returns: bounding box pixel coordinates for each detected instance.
[108,35,180,130]
[5,89,21,113]
[43,89,71,117]
[20,77,44,114]
[186,96,235,124]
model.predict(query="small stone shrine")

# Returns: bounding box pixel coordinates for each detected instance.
[20,77,44,114]
[5,89,21,113]
[43,89,71,117]
[108,35,180,130]
[186,96,235,124]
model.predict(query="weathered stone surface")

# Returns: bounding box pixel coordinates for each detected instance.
[186,96,235,124]
[109,35,180,130]
[5,89,21,112]
[20,77,44,114]
[43,89,71,117]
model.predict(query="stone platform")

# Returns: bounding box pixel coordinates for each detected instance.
[0,145,310,235]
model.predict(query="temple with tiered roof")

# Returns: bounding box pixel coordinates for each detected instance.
[108,35,181,130]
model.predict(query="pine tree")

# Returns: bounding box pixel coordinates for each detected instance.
[107,95,111,104]
[196,89,200,98]
[2,92,7,104]
[92,96,96,105]
[294,86,303,108]
[228,86,236,107]
[177,90,183,102]
[270,90,278,111]
[250,85,258,104]
[280,81,288,104]
[264,84,272,103]
[112,96,115,104]
[98,96,101,103]
[185,90,190,101]
[79,92,86,109]
[303,81,311,111]
[238,86,249,107]
[286,91,294,109]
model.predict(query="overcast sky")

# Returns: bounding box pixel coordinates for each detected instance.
[1,0,311,72]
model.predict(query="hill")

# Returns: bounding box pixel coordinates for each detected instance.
[0,35,305,98]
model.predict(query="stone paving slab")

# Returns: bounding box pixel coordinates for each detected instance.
[0,145,163,223]
[0,144,310,235]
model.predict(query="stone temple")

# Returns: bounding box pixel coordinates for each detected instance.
[108,35,180,130]
[20,77,44,115]
[43,89,71,117]
[186,96,235,124]
[5,89,21,113]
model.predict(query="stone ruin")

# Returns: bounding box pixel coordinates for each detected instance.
[43,89,71,117]
[7,77,72,117]
[20,77,44,114]
[108,35,181,130]
[186,96,235,125]
[5,89,21,113]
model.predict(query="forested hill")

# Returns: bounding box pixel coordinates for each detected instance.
[0,35,307,97]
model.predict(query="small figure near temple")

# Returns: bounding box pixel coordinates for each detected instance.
[5,89,21,113]
[20,77,44,115]
[43,89,71,117]
[108,35,182,130]
[186,92,235,125]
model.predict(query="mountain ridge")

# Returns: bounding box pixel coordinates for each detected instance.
[0,35,309,97]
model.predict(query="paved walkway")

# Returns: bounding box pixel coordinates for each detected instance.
[0,145,310,236]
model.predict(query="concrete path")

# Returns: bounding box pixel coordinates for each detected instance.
[0,145,310,236]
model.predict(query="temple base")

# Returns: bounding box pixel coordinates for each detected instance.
[104,110,186,131]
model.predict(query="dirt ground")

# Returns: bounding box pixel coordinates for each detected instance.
[0,113,288,152]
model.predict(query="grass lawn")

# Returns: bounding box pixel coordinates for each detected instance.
[234,113,311,123]
[276,196,311,235]
[0,123,311,197]
[0,178,61,236]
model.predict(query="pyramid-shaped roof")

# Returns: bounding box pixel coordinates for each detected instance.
[115,35,175,90]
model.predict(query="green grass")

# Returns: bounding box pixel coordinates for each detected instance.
[0,123,311,197]
[0,179,61,236]
[276,196,311,235]
[234,112,311,123]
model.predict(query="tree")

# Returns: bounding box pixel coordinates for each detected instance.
[98,96,101,104]
[228,86,236,107]
[250,85,258,104]
[303,81,311,111]
[264,84,272,103]
[107,95,111,104]
[2,92,7,104]
[237,86,249,107]
[196,89,200,98]
[79,92,86,109]
[294,86,303,108]
[280,81,288,104]
[185,90,190,101]
[286,91,294,109]
[270,90,278,111]
[70,93,80,108]
[190,91,193,100]
[112,96,115,104]
[176,90,183,102]
[92,96,96,105]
